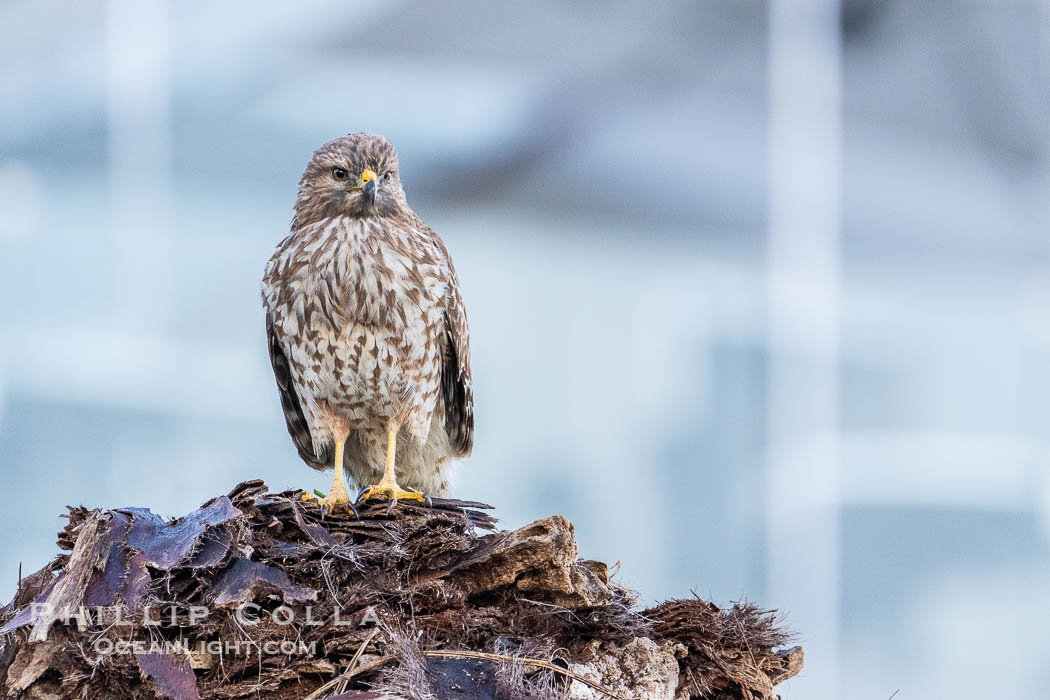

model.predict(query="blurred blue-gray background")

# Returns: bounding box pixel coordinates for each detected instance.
[2,1,1049,698]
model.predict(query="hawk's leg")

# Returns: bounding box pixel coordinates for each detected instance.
[357,428,428,511]
[301,439,357,516]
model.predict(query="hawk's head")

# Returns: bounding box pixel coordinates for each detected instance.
[292,133,407,229]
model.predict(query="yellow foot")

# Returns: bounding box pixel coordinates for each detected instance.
[356,483,430,514]
[301,486,358,517]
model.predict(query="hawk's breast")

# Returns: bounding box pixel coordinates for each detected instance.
[263,216,449,435]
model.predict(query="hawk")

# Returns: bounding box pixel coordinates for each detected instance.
[261,133,473,513]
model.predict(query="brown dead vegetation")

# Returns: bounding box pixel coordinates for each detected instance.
[0,481,801,699]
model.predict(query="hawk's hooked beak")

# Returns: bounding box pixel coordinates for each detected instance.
[358,169,378,204]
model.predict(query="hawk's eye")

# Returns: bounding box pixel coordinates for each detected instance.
[332,167,348,181]
[382,171,395,181]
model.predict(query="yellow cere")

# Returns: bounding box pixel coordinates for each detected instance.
[360,169,377,183]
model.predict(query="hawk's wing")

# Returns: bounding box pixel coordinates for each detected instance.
[430,230,474,457]
[266,316,327,470]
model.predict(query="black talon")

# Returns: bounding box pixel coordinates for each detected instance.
[356,486,371,504]
[319,505,327,520]
[346,501,360,519]
[423,493,433,508]
[386,498,397,517]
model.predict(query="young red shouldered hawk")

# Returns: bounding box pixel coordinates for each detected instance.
[261,133,473,513]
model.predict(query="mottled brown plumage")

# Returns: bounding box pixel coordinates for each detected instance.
[262,133,472,501]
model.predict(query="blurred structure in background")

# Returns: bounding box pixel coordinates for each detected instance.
[2,1,1049,698]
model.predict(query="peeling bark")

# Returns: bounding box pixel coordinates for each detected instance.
[0,481,801,699]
